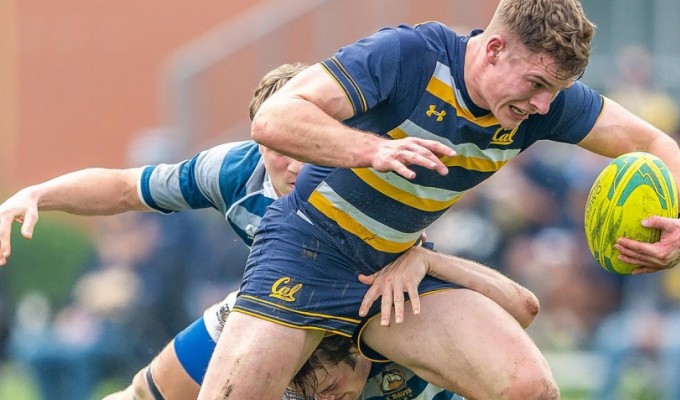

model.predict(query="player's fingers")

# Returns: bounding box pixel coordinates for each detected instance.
[618,250,663,269]
[617,253,643,266]
[358,273,375,285]
[20,210,38,239]
[392,278,405,324]
[614,243,641,259]
[0,218,12,265]
[359,282,380,317]
[0,244,6,266]
[642,215,677,231]
[391,163,416,180]
[380,291,393,327]
[417,139,456,158]
[616,238,656,257]
[402,151,448,176]
[407,284,420,316]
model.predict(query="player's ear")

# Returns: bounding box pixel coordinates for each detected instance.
[486,36,504,65]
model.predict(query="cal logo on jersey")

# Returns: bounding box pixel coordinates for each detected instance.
[269,277,302,302]
[381,368,414,399]
[490,127,517,146]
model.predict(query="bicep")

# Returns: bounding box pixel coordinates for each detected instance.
[267,63,356,121]
[578,97,665,157]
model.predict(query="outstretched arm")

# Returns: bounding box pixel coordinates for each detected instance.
[580,97,680,273]
[358,246,539,328]
[0,167,148,265]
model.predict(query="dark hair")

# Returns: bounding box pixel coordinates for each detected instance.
[289,334,356,397]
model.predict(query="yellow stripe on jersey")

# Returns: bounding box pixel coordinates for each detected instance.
[426,77,500,127]
[308,190,420,253]
[440,154,509,172]
[393,119,521,164]
[387,127,511,173]
[351,168,463,211]
[387,128,408,139]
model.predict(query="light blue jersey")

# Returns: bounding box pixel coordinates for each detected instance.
[138,140,277,246]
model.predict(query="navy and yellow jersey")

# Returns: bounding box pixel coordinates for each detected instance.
[361,362,463,400]
[138,140,278,246]
[291,21,603,270]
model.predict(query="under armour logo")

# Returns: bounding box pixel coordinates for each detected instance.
[426,105,446,121]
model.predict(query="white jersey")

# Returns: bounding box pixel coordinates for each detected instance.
[138,140,277,246]
[361,362,463,400]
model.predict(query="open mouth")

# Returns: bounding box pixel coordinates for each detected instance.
[510,105,528,117]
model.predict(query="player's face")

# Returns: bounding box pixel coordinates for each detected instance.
[260,145,304,196]
[477,40,574,130]
[312,355,372,400]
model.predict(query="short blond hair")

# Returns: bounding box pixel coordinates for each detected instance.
[249,63,308,120]
[489,0,595,79]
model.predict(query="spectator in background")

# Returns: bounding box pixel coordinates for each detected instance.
[606,45,679,136]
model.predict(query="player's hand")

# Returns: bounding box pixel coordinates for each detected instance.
[370,137,455,180]
[0,189,40,266]
[357,246,430,326]
[615,216,680,274]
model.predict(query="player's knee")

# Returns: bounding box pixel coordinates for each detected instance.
[499,368,559,400]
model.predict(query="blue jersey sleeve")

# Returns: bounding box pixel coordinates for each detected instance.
[138,142,252,215]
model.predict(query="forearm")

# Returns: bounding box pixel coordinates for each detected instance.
[645,133,680,195]
[251,63,382,168]
[29,168,148,215]
[426,251,540,328]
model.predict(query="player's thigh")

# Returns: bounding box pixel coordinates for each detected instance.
[199,311,324,400]
[362,288,555,400]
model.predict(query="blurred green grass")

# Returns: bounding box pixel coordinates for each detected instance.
[0,361,126,400]
[0,362,39,400]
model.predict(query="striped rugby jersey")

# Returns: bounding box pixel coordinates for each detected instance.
[138,140,276,246]
[291,22,603,269]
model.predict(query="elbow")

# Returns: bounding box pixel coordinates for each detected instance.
[250,111,268,144]
[518,289,540,328]
[251,109,278,147]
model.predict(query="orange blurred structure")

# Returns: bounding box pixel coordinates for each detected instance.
[0,0,496,190]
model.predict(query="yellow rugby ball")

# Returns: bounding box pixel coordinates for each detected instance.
[584,152,678,274]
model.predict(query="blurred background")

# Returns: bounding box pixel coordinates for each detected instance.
[1,0,680,398]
